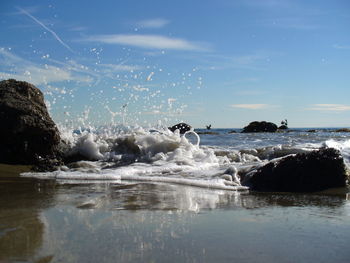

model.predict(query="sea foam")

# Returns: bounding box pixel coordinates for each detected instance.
[21,126,350,190]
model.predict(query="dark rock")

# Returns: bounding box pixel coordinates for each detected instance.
[279,119,288,129]
[245,148,348,192]
[242,121,278,133]
[168,123,192,134]
[0,79,61,165]
[62,152,88,164]
[307,129,317,133]
[228,130,237,134]
[112,136,141,155]
[335,128,350,133]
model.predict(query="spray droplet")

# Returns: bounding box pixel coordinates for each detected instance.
[146,72,154,81]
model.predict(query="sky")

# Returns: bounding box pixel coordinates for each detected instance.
[1,0,350,128]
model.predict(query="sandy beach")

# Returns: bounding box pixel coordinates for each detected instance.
[1,164,350,263]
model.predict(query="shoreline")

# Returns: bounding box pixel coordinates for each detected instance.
[0,163,32,177]
[1,170,349,263]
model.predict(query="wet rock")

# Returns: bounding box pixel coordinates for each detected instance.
[242,121,278,133]
[278,119,288,130]
[0,79,61,165]
[112,136,141,155]
[168,123,192,134]
[62,152,89,164]
[335,128,350,132]
[245,148,348,192]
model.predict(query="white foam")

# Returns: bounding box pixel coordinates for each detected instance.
[22,126,248,191]
[252,145,313,160]
[21,169,248,191]
[323,139,350,150]
[120,175,248,191]
[60,126,225,166]
[21,126,248,191]
[24,125,350,191]
[184,130,200,146]
[323,139,350,168]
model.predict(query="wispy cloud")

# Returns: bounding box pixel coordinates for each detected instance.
[0,47,147,87]
[137,18,170,29]
[240,0,322,31]
[81,34,209,51]
[0,65,87,85]
[307,104,350,111]
[16,6,74,53]
[231,54,270,65]
[193,52,273,71]
[99,63,142,72]
[0,48,91,85]
[333,44,350,50]
[234,89,265,96]
[231,104,275,110]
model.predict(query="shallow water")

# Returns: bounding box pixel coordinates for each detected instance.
[21,127,350,190]
[1,165,350,263]
[2,128,350,262]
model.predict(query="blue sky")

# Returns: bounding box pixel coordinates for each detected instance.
[1,0,350,128]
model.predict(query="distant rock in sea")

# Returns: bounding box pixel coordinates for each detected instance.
[0,79,61,167]
[168,123,192,134]
[242,121,278,133]
[278,119,288,130]
[243,148,348,192]
[335,128,350,132]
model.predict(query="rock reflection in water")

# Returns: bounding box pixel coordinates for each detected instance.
[38,183,350,263]
[108,183,247,211]
[58,181,348,212]
[1,170,350,262]
[0,165,56,262]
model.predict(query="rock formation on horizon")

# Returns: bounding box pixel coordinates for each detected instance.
[278,119,288,130]
[242,121,278,133]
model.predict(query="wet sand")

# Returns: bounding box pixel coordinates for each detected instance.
[1,164,350,263]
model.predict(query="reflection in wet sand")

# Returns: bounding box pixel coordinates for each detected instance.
[0,167,56,262]
[50,181,350,212]
[38,183,350,263]
[1,167,350,262]
[0,210,43,261]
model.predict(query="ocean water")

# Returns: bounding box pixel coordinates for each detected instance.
[1,127,350,262]
[22,126,350,190]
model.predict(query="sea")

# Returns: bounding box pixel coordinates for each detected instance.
[21,126,350,190]
[1,126,350,262]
